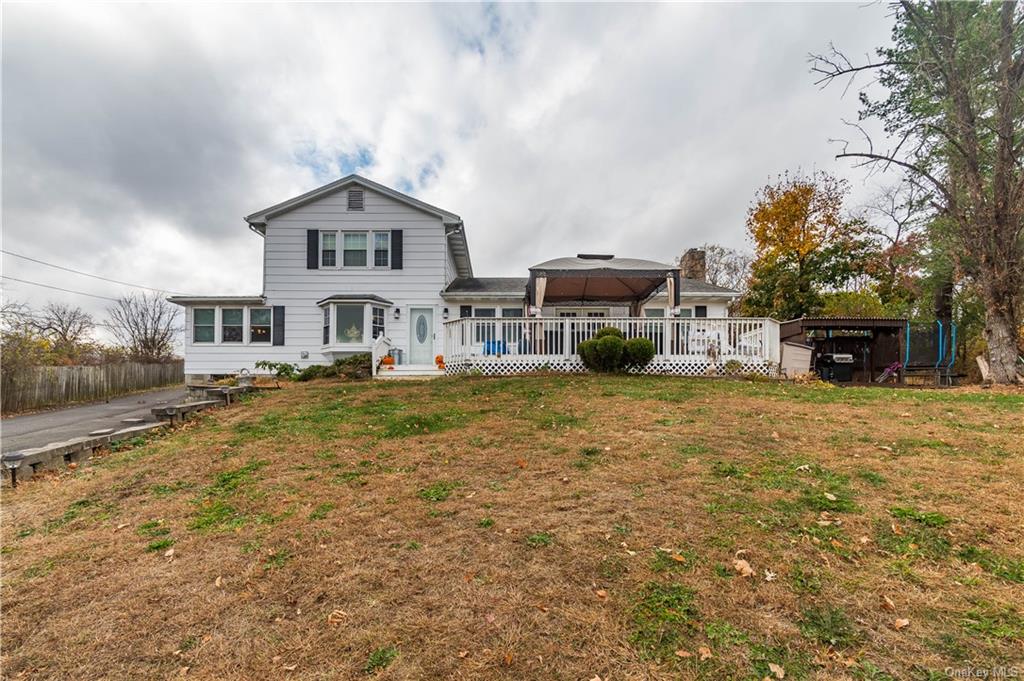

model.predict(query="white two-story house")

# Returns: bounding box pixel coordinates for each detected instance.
[170,175,778,381]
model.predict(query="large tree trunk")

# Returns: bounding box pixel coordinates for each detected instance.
[981,283,1020,384]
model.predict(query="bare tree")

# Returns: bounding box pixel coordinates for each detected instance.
[31,302,94,349]
[700,244,753,293]
[811,2,1024,383]
[0,300,32,332]
[860,182,930,308]
[106,292,180,362]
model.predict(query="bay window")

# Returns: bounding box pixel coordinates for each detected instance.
[335,304,365,343]
[372,306,386,339]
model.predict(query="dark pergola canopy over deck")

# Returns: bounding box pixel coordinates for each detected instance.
[527,254,681,313]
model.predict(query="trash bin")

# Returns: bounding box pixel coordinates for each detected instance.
[391,349,404,366]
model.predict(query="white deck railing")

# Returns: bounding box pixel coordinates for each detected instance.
[442,317,780,367]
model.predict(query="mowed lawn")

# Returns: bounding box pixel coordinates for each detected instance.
[2,376,1022,680]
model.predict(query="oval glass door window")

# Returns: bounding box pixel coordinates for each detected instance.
[416,315,428,343]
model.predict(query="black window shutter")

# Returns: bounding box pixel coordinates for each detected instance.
[695,305,708,318]
[272,306,285,345]
[460,305,472,318]
[306,230,319,269]
[391,230,403,270]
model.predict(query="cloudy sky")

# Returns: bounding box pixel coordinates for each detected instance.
[2,2,894,329]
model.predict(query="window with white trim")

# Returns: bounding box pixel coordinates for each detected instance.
[193,308,215,343]
[678,308,693,318]
[644,308,665,318]
[373,232,390,267]
[321,231,337,267]
[372,306,385,339]
[322,307,330,344]
[221,309,243,342]
[335,304,365,343]
[249,308,272,343]
[342,232,368,267]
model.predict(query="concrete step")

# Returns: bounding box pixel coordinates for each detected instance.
[376,364,444,379]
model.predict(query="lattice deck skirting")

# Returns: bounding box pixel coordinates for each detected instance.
[445,358,780,378]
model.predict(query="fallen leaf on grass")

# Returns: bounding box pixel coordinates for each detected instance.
[327,610,347,624]
[733,559,754,577]
[515,459,527,469]
[116,523,129,531]
[891,522,904,536]
[768,661,786,678]
[283,664,297,671]
[698,645,713,660]
[894,618,910,630]
[675,650,693,658]
[594,589,608,600]
[458,651,469,659]
[763,569,777,582]
[164,548,175,558]
[771,431,780,440]
[503,652,513,666]
[881,595,896,612]
[823,492,837,501]
[215,576,223,588]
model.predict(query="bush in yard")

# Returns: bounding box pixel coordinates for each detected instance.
[254,360,299,379]
[295,353,372,382]
[594,326,624,339]
[579,333,624,373]
[723,359,744,375]
[579,327,654,373]
[623,337,655,368]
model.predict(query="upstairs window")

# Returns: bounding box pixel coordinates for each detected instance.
[193,308,215,343]
[373,232,390,267]
[221,309,243,342]
[347,188,364,211]
[250,308,272,343]
[644,308,665,318]
[343,232,368,267]
[321,232,337,267]
[372,306,385,339]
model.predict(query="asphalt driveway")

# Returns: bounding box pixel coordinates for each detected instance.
[1,386,187,453]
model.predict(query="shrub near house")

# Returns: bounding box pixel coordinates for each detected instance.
[578,327,656,373]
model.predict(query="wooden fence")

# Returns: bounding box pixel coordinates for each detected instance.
[1,361,184,415]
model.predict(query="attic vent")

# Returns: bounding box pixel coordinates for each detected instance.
[577,253,614,260]
[347,188,364,211]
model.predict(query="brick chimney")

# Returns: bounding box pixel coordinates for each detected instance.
[679,248,706,282]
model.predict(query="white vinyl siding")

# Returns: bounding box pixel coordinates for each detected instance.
[180,185,449,376]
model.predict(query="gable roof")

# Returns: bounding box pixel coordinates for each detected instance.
[244,174,461,227]
[244,174,472,277]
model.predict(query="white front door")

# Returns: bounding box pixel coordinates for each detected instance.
[409,307,434,364]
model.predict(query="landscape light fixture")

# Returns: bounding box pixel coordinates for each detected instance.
[3,452,27,489]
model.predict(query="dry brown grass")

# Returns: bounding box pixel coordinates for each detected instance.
[1,376,1022,680]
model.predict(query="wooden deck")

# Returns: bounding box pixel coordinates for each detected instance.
[442,317,781,376]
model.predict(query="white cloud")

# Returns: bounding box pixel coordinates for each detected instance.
[2,2,894,325]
